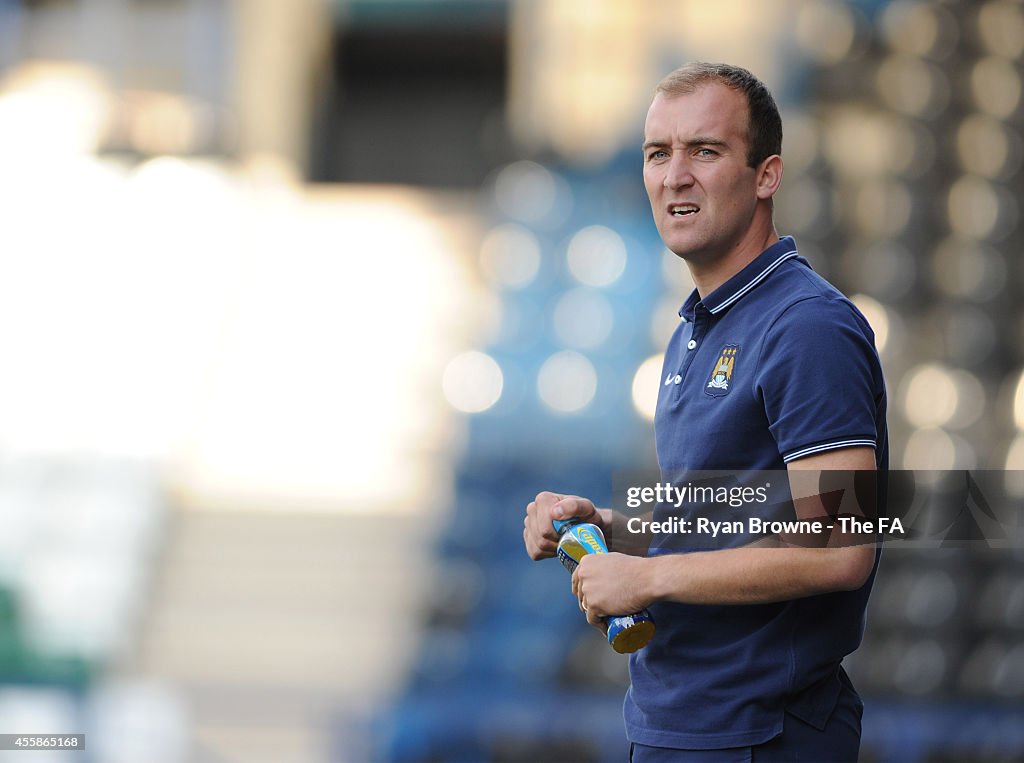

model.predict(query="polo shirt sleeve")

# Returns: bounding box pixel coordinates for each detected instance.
[753,296,881,463]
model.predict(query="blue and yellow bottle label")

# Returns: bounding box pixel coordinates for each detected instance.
[553,519,656,653]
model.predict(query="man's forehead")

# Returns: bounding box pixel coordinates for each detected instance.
[643,84,748,141]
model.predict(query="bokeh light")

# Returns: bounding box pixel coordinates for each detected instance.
[630,354,664,421]
[442,351,504,413]
[537,351,597,413]
[1014,369,1024,430]
[970,56,1022,118]
[875,55,949,117]
[479,224,542,289]
[850,294,891,353]
[853,178,913,236]
[977,0,1024,59]
[794,0,858,64]
[880,0,958,59]
[900,363,985,430]
[493,160,568,225]
[1005,434,1024,499]
[566,225,627,287]
[956,114,1020,179]
[947,175,1018,241]
[902,427,976,469]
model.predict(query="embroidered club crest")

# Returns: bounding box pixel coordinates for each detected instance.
[705,345,739,397]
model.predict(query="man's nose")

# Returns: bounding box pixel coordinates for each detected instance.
[664,156,695,190]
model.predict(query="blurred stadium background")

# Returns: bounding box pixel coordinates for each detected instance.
[0,0,1021,761]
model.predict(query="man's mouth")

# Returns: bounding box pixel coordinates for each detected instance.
[669,204,700,217]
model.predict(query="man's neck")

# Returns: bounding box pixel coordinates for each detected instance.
[689,225,781,300]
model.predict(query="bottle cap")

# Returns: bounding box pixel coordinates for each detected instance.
[552,517,581,535]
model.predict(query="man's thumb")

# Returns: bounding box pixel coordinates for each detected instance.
[552,498,585,520]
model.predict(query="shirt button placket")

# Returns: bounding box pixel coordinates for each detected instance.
[674,307,707,388]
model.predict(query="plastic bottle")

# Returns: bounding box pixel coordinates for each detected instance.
[553,517,656,654]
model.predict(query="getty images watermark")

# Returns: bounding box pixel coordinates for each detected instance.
[610,470,1023,551]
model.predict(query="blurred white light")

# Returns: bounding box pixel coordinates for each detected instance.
[21,551,136,658]
[947,175,1017,240]
[90,681,189,763]
[442,351,503,414]
[493,161,562,224]
[902,365,959,428]
[902,427,975,469]
[553,288,614,349]
[957,114,1019,179]
[126,90,201,155]
[978,1,1024,58]
[631,354,664,421]
[1014,370,1024,430]
[176,187,475,514]
[876,55,949,117]
[479,223,541,289]
[853,178,912,236]
[901,364,984,430]
[0,61,112,158]
[971,57,1022,117]
[880,0,957,58]
[850,294,890,353]
[537,351,597,413]
[566,225,627,287]
[823,108,930,179]
[794,0,857,64]
[1005,434,1024,499]
[0,688,79,746]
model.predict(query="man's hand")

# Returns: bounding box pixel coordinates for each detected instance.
[523,491,602,560]
[571,553,654,629]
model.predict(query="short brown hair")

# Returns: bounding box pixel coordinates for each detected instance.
[656,63,782,168]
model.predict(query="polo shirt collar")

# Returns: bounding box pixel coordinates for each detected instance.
[678,236,800,320]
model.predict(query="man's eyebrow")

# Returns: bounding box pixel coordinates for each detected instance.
[641,137,729,151]
[687,137,728,148]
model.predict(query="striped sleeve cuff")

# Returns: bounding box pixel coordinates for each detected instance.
[782,438,876,463]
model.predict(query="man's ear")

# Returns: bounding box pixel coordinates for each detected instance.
[755,155,783,200]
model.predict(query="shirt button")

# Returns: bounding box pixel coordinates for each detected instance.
[674,375,682,384]
[687,339,697,350]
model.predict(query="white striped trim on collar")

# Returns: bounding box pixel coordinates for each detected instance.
[783,438,877,463]
[708,249,799,314]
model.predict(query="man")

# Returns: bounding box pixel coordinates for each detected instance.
[523,63,887,761]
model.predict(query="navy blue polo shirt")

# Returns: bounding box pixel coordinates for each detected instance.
[623,236,888,749]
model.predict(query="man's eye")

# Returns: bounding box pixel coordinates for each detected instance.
[648,150,668,161]
[696,148,718,158]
